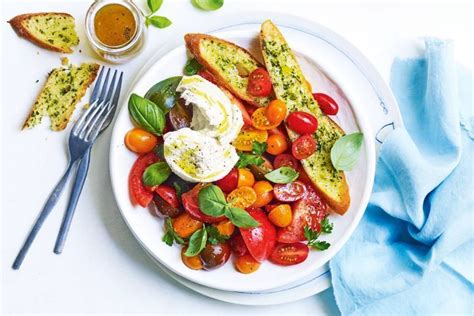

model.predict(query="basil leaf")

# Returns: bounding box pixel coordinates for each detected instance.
[330,132,364,171]
[154,143,165,160]
[147,0,163,13]
[184,58,202,76]
[192,0,224,11]
[146,16,172,29]
[252,141,267,155]
[145,76,182,114]
[198,185,227,217]
[236,152,264,168]
[184,228,207,257]
[172,181,189,199]
[128,93,165,135]
[206,225,230,245]
[264,166,299,184]
[142,162,171,186]
[226,207,259,228]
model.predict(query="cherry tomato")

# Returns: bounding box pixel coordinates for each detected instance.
[252,180,274,207]
[269,242,309,266]
[266,99,287,124]
[273,181,307,202]
[197,69,216,84]
[181,246,203,270]
[222,89,252,126]
[153,193,181,218]
[215,168,238,193]
[129,152,158,207]
[232,127,268,151]
[240,208,276,262]
[268,125,288,139]
[313,93,339,115]
[227,186,257,209]
[230,233,248,256]
[277,187,328,243]
[268,204,292,227]
[214,220,235,237]
[267,134,288,155]
[252,107,280,130]
[235,254,261,274]
[200,242,231,270]
[292,134,317,160]
[238,168,255,188]
[274,154,298,170]
[125,128,159,153]
[172,213,203,239]
[247,68,272,97]
[182,183,225,223]
[286,111,318,134]
[155,185,179,208]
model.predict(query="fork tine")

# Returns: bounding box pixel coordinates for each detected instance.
[87,102,116,141]
[90,67,105,103]
[105,70,118,102]
[98,69,111,103]
[111,72,123,107]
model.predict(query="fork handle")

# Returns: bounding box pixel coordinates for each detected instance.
[54,149,91,254]
[12,162,76,270]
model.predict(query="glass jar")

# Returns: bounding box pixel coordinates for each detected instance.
[85,0,146,64]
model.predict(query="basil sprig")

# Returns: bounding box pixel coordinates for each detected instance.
[330,132,364,171]
[236,141,267,168]
[183,224,230,257]
[184,58,203,76]
[162,218,185,246]
[128,93,165,136]
[142,162,171,186]
[198,185,258,228]
[192,0,224,11]
[264,166,299,184]
[145,0,172,29]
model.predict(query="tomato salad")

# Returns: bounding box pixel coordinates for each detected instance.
[125,62,342,273]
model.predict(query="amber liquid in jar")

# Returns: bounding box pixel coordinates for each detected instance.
[94,3,136,47]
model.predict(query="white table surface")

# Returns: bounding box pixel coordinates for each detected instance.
[1,0,472,314]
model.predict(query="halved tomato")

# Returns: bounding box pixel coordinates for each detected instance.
[239,208,276,262]
[155,185,179,208]
[232,127,268,151]
[252,107,280,130]
[247,68,272,97]
[129,152,159,207]
[277,186,328,243]
[273,154,298,170]
[292,134,317,160]
[273,181,306,202]
[269,242,309,266]
[230,233,248,257]
[181,183,225,223]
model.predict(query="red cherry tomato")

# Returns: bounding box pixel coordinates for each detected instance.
[264,204,278,212]
[277,187,328,243]
[155,185,179,208]
[292,134,317,160]
[269,242,309,266]
[129,152,159,207]
[239,208,276,262]
[286,111,318,134]
[313,93,339,115]
[198,69,216,84]
[273,181,306,202]
[215,168,239,193]
[230,233,248,257]
[273,154,298,170]
[247,68,272,97]
[182,184,225,223]
[222,89,252,126]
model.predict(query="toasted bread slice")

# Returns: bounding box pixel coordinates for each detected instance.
[8,13,79,53]
[24,63,99,131]
[184,33,271,107]
[260,20,350,214]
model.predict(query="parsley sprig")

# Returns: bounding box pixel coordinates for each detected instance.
[162,217,184,246]
[236,141,267,168]
[304,216,333,251]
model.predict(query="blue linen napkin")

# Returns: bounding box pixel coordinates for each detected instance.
[330,39,474,315]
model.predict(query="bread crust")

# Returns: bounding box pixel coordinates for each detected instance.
[8,12,75,53]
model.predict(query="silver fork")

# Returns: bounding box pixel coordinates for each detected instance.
[12,68,122,270]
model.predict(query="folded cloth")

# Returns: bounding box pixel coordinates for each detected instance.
[330,39,474,315]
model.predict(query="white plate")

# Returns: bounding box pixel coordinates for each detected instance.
[110,13,392,293]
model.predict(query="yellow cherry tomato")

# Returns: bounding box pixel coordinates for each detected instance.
[214,220,235,237]
[181,246,203,270]
[238,168,255,188]
[252,181,274,207]
[227,186,257,209]
[251,107,280,130]
[232,127,268,151]
[265,99,287,125]
[266,134,288,155]
[124,128,159,153]
[235,254,261,274]
[172,213,203,239]
[268,204,292,227]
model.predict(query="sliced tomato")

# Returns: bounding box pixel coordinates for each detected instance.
[269,242,309,266]
[155,185,179,208]
[292,134,317,160]
[239,208,276,262]
[230,233,248,257]
[277,186,328,243]
[129,152,159,207]
[252,107,280,130]
[232,127,268,151]
[222,89,252,126]
[197,69,216,84]
[247,68,272,97]
[268,125,289,139]
[215,167,238,193]
[181,183,225,223]
[274,154,298,170]
[273,181,306,202]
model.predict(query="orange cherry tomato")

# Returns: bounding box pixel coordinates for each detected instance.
[268,204,292,227]
[234,254,261,274]
[214,220,235,237]
[181,246,203,270]
[266,134,288,155]
[227,187,257,209]
[265,99,287,124]
[252,181,274,207]
[124,128,159,153]
[251,107,280,130]
[232,127,268,151]
[238,168,255,188]
[172,213,203,239]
